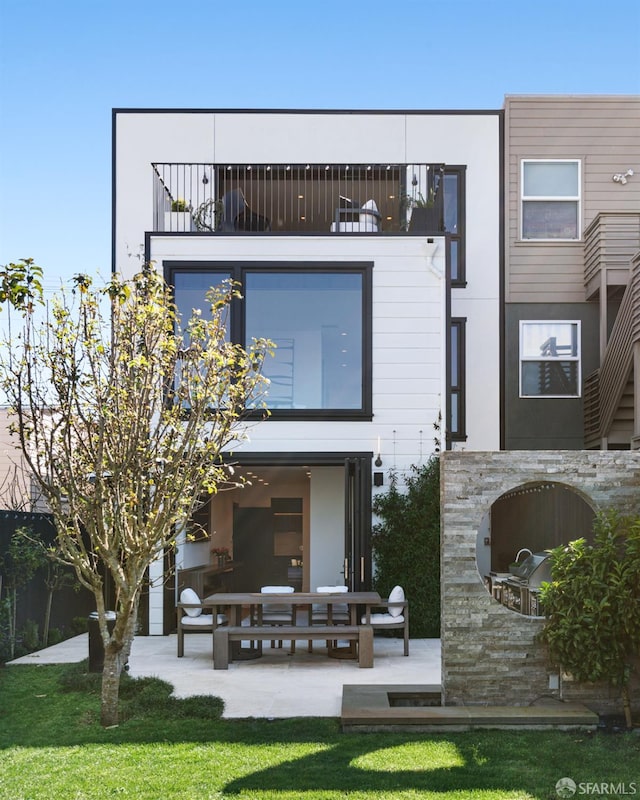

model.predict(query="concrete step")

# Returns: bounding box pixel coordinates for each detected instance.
[341,684,599,732]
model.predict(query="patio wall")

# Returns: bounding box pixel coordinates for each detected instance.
[441,450,640,715]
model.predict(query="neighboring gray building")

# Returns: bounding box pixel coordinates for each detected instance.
[503,95,640,450]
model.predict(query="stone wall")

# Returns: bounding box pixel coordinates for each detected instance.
[441,450,640,714]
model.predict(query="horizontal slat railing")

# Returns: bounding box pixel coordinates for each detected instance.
[583,370,601,448]
[584,212,640,298]
[152,162,445,235]
[597,253,640,439]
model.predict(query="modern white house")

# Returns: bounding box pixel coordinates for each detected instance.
[113,109,502,634]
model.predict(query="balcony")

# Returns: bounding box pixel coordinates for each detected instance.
[152,162,445,236]
[583,250,640,449]
[584,211,640,300]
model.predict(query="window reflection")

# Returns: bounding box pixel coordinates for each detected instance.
[245,272,363,410]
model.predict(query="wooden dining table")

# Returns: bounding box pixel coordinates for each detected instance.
[204,590,381,661]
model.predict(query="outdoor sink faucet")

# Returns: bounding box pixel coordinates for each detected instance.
[515,548,533,563]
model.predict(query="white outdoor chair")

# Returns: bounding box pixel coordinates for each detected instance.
[361,585,409,656]
[258,585,296,651]
[308,585,351,652]
[177,587,227,657]
[330,197,381,232]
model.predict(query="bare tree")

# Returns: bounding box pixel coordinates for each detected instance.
[0,260,271,725]
[0,462,33,511]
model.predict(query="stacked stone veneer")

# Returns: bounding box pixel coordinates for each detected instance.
[441,450,640,713]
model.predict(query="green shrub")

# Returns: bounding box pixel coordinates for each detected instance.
[170,694,224,719]
[19,619,41,653]
[71,616,88,634]
[57,661,225,721]
[371,456,440,638]
[120,676,173,718]
[47,627,64,645]
[58,660,102,694]
[539,510,640,728]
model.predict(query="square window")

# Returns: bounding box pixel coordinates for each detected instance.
[245,272,363,410]
[520,321,581,398]
[521,160,580,240]
[168,264,371,419]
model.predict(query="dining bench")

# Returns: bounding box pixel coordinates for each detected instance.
[213,624,374,669]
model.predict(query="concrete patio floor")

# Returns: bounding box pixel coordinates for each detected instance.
[9,633,441,719]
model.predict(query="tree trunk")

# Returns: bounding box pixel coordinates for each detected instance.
[100,645,125,727]
[622,683,633,729]
[99,608,137,727]
[9,587,16,659]
[42,588,53,648]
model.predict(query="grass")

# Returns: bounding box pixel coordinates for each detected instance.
[1,663,639,800]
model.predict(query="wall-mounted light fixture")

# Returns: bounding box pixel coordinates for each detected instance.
[612,169,634,184]
[375,436,382,467]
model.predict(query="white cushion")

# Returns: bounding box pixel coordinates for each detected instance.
[362,612,405,625]
[359,199,379,230]
[180,613,227,627]
[387,585,405,617]
[180,588,202,617]
[182,614,227,628]
[261,586,294,593]
[313,586,348,614]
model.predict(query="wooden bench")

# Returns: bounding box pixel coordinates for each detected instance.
[214,625,374,669]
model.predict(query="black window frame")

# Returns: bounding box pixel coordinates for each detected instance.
[449,317,467,442]
[165,260,373,421]
[444,166,467,287]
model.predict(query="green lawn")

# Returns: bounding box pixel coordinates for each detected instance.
[1,664,638,800]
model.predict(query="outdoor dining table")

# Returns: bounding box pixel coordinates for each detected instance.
[204,590,381,661]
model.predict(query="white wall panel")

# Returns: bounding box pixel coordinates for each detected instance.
[212,113,407,163]
[116,110,502,460]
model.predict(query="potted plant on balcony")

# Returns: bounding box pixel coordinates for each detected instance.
[165,198,195,232]
[193,198,224,232]
[407,189,442,233]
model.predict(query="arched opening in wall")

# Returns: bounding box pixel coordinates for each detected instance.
[476,481,595,616]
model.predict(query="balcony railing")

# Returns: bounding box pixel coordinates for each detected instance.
[583,211,640,299]
[152,162,445,235]
[583,251,640,447]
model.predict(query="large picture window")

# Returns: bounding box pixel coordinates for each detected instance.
[168,262,372,419]
[521,160,580,240]
[520,321,581,398]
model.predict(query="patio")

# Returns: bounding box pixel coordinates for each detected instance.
[9,634,441,718]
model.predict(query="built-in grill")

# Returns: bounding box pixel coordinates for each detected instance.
[494,552,551,616]
[507,552,552,588]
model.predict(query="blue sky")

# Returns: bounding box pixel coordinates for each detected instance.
[1,0,639,296]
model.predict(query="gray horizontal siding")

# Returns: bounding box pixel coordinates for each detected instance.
[505,96,640,304]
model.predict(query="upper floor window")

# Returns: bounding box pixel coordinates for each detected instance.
[245,271,364,411]
[520,321,581,398]
[449,318,466,440]
[443,167,466,285]
[169,263,372,420]
[521,160,581,241]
